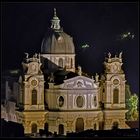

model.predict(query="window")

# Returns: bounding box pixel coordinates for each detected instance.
[113,79,119,85]
[113,88,119,104]
[70,58,73,68]
[59,96,64,107]
[93,96,97,107]
[58,58,63,68]
[32,89,37,105]
[76,96,84,108]
[31,123,37,133]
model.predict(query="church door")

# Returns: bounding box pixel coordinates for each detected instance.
[76,118,84,132]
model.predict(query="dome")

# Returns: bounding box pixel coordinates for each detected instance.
[41,29,75,54]
[41,8,75,54]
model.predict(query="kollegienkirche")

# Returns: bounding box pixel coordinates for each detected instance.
[14,9,130,135]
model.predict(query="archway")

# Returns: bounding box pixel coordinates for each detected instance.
[31,123,37,133]
[59,124,64,135]
[44,122,48,133]
[112,121,119,130]
[76,118,84,132]
[94,123,97,130]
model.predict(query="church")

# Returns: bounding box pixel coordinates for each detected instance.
[11,9,130,135]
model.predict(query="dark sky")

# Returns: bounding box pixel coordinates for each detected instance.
[1,2,139,94]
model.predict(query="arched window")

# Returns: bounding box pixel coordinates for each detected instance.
[76,96,84,108]
[93,96,97,107]
[32,89,37,105]
[31,123,37,133]
[70,58,73,68]
[59,124,64,135]
[113,88,119,104]
[58,58,63,68]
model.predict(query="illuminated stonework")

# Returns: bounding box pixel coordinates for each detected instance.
[21,54,47,134]
[16,10,130,135]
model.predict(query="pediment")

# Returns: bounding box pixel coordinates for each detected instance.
[61,76,98,89]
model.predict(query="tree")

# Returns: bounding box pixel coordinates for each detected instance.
[126,94,139,121]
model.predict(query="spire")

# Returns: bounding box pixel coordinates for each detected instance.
[51,8,61,30]
[54,8,57,17]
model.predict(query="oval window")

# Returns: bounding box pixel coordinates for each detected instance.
[76,96,84,108]
[113,79,119,85]
[31,80,37,87]
[59,96,64,107]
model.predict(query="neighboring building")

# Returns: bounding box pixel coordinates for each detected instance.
[1,69,21,104]
[1,101,18,123]
[2,9,130,135]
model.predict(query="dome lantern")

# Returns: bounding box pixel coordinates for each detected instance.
[51,8,61,30]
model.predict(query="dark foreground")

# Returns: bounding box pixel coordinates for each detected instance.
[1,119,139,138]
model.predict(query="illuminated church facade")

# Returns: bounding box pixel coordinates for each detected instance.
[13,9,130,134]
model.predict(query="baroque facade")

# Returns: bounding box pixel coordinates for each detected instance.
[12,9,130,134]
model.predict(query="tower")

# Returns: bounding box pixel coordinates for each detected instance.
[22,53,47,134]
[102,52,129,129]
[41,8,75,73]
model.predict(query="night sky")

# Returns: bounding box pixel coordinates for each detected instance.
[2,2,139,94]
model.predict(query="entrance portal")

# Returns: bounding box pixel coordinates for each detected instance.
[76,118,84,132]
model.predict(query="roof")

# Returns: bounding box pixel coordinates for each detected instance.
[41,29,75,54]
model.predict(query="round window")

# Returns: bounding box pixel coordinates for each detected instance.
[58,96,64,107]
[76,96,84,108]
[31,80,38,87]
[113,79,119,85]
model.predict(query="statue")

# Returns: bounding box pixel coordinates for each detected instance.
[119,52,122,59]
[108,52,111,58]
[49,73,54,83]
[24,53,29,59]
[95,73,99,82]
[77,65,82,76]
[33,53,38,58]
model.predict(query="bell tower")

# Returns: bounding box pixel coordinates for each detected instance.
[102,52,129,129]
[21,53,47,134]
[103,52,126,109]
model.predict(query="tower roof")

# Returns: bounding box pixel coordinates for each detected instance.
[41,9,75,54]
